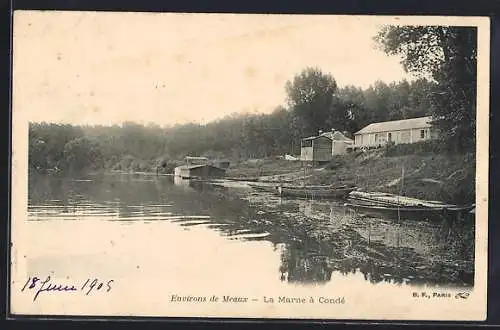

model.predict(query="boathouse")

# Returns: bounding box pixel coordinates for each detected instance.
[174,164,226,179]
[174,156,226,179]
[353,116,438,149]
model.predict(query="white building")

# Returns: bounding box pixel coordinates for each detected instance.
[353,116,438,149]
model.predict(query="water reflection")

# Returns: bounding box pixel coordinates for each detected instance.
[279,243,333,284]
[27,173,475,288]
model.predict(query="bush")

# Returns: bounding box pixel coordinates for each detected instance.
[325,156,346,170]
[384,140,447,157]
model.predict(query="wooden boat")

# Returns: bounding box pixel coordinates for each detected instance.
[280,184,353,190]
[348,191,458,208]
[346,191,475,222]
[345,202,475,222]
[248,183,280,193]
[225,176,260,182]
[249,182,357,198]
[278,185,357,199]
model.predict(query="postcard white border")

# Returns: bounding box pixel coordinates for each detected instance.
[9,12,490,321]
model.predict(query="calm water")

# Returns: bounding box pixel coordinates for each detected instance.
[27,172,474,289]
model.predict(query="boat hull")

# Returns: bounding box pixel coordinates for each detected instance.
[249,183,356,199]
[248,184,279,193]
[346,202,475,222]
[278,187,356,199]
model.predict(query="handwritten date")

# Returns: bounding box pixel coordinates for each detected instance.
[21,276,114,302]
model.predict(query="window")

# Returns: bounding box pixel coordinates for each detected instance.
[302,139,313,148]
[420,129,425,139]
[388,132,392,141]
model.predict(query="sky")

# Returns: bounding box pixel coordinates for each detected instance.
[13,12,417,126]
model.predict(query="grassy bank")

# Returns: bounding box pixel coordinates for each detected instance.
[227,158,304,178]
[227,149,475,205]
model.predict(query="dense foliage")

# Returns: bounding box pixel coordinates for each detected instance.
[375,26,477,151]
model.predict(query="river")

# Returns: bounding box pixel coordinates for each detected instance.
[26,172,474,293]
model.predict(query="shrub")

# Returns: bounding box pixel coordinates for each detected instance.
[384,140,447,157]
[325,156,346,170]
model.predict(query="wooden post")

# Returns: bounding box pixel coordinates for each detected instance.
[368,222,371,245]
[396,225,400,248]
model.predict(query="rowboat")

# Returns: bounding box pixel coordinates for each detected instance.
[247,183,280,193]
[248,183,357,199]
[348,191,458,208]
[225,176,260,182]
[281,184,353,190]
[346,191,475,222]
[278,185,357,199]
[345,202,475,222]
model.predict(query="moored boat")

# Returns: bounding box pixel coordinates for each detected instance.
[248,183,356,199]
[345,202,475,222]
[278,185,357,199]
[248,183,280,193]
[225,176,260,182]
[348,191,457,208]
[346,191,475,222]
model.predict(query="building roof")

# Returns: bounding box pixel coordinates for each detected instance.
[176,164,226,170]
[301,135,331,141]
[354,116,433,135]
[320,131,354,143]
[302,131,354,144]
[176,165,206,170]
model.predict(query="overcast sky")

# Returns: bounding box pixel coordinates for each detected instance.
[14,12,417,126]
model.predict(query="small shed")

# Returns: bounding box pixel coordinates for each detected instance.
[300,135,333,162]
[320,130,354,155]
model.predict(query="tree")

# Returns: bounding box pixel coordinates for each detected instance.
[337,85,369,133]
[267,106,295,154]
[408,78,438,118]
[387,80,411,120]
[375,26,477,151]
[364,81,392,123]
[63,137,104,172]
[28,123,85,170]
[285,67,344,137]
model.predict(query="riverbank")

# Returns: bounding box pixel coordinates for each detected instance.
[29,147,475,206]
[227,150,475,205]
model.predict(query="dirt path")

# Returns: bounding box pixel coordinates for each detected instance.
[258,167,327,182]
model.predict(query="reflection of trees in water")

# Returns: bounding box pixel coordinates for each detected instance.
[29,173,475,287]
[279,241,333,284]
[29,174,99,206]
[272,208,474,287]
[30,173,263,226]
[198,189,474,287]
[277,232,359,285]
[432,216,475,267]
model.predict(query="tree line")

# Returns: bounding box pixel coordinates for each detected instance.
[28,25,476,173]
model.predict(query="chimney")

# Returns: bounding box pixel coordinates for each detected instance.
[318,129,323,135]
